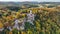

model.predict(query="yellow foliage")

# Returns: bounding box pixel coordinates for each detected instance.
[21,31,26,34]
[16,12,20,16]
[6,16,13,20]
[22,14,25,16]
[35,21,40,27]
[27,30,32,34]
[9,31,12,34]
[0,22,4,28]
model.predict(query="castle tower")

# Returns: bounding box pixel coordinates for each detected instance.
[27,10,34,25]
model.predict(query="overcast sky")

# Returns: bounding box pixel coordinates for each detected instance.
[0,0,60,2]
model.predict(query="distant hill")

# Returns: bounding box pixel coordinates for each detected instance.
[0,2,60,9]
[39,2,60,5]
[0,2,39,6]
[0,2,60,6]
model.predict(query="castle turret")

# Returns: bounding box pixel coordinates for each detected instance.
[30,10,32,14]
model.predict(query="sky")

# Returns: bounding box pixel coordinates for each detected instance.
[0,0,60,2]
